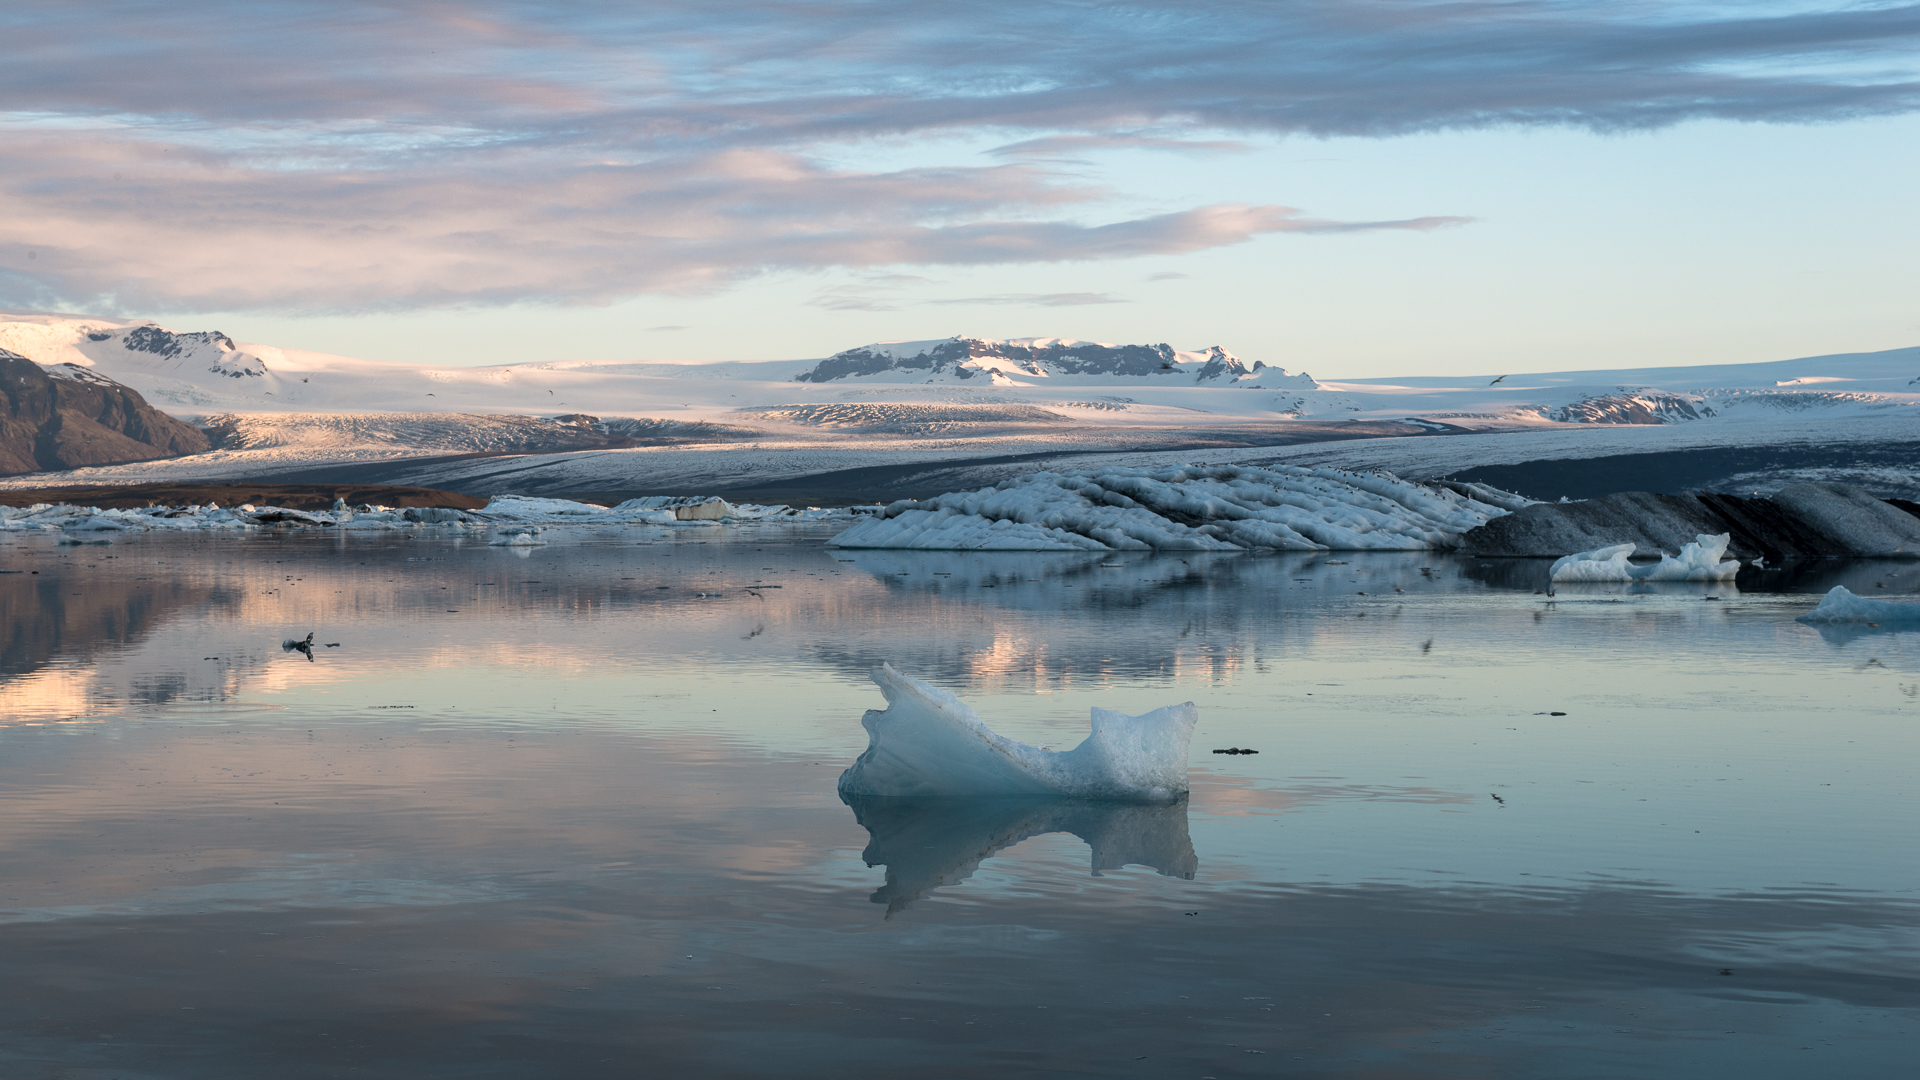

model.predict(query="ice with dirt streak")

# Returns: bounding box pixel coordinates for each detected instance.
[827,464,1525,552]
[838,663,1198,802]
[1550,533,1742,582]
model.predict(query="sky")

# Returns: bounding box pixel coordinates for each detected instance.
[2,0,1917,377]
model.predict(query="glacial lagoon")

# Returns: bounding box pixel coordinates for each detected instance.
[2,525,1915,1077]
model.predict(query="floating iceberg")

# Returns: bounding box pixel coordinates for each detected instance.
[827,464,1524,552]
[0,494,861,534]
[1549,533,1741,582]
[488,530,545,546]
[1548,542,1637,582]
[838,663,1198,802]
[1795,586,1920,624]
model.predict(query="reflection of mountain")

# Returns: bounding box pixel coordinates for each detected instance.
[0,565,221,682]
[844,795,1197,915]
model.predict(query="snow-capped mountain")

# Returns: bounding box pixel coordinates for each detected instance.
[793,336,1319,388]
[5,311,1910,432]
[0,308,1915,496]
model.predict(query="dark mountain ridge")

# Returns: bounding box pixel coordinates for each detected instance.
[0,348,210,475]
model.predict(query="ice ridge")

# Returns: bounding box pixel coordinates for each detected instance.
[837,664,1198,802]
[826,464,1523,551]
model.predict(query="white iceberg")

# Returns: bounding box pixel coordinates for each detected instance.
[488,530,546,546]
[1636,533,1742,581]
[838,664,1198,802]
[828,464,1522,552]
[1549,542,1638,582]
[1550,533,1741,582]
[1795,586,1920,624]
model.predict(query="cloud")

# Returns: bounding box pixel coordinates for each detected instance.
[2,1,1915,311]
[927,293,1126,307]
[1146,272,1190,281]
[989,134,1252,160]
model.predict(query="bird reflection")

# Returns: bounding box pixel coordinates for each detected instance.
[842,794,1198,916]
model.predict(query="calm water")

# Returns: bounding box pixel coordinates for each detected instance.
[2,526,1916,1078]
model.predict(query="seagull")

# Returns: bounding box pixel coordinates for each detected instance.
[1488,375,1508,386]
[1489,793,1505,805]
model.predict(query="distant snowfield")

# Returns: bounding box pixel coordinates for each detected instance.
[1,310,1915,498]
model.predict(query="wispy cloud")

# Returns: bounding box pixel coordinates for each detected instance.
[928,293,1127,307]
[2,1,1915,311]
[989,134,1252,160]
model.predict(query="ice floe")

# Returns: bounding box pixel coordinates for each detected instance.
[0,494,861,534]
[1549,533,1742,582]
[838,663,1197,802]
[826,465,1525,552]
[1794,586,1920,624]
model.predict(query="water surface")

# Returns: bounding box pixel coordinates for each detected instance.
[2,527,1915,1077]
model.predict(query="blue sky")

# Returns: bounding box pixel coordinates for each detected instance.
[3,1,1916,376]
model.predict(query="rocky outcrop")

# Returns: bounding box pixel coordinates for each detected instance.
[0,348,210,474]
[1546,391,1714,424]
[793,337,1316,387]
[1463,483,1920,561]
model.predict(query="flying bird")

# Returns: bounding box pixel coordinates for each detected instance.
[1488,375,1508,386]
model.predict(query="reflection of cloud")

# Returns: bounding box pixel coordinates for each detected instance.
[10,2,1909,311]
[1191,773,1476,816]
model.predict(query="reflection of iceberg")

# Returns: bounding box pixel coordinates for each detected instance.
[1796,586,1920,625]
[1550,533,1740,582]
[844,794,1198,914]
[838,664,1197,801]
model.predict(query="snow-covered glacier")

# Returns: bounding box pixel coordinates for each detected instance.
[1548,533,1742,582]
[827,464,1527,552]
[838,664,1198,802]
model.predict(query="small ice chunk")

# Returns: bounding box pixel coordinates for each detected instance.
[489,531,545,546]
[1634,533,1741,581]
[1795,585,1920,624]
[1549,542,1637,582]
[838,663,1197,802]
[1550,533,1740,582]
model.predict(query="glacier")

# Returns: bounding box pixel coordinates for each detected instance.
[827,464,1526,552]
[837,664,1198,802]
[1795,586,1920,625]
[1549,533,1742,582]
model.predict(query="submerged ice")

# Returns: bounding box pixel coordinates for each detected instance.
[1549,533,1742,582]
[838,664,1198,802]
[1795,586,1920,624]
